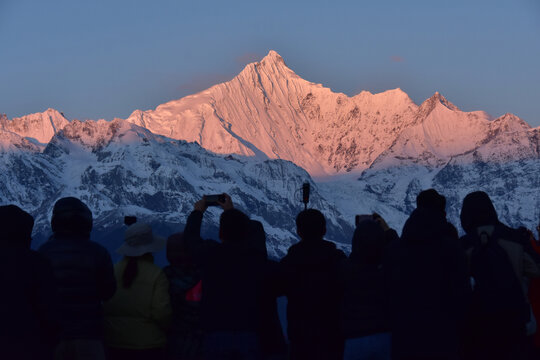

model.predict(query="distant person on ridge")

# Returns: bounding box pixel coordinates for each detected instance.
[275,209,346,360]
[184,193,268,359]
[0,205,59,360]
[39,197,116,360]
[385,189,471,360]
[341,218,390,360]
[103,222,172,359]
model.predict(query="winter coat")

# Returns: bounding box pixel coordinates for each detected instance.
[341,261,387,339]
[277,239,346,344]
[341,220,388,339]
[183,210,269,333]
[529,238,540,347]
[0,244,60,359]
[385,208,471,360]
[164,264,203,359]
[38,234,116,340]
[104,255,172,349]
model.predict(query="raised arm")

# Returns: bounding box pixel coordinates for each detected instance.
[183,195,234,262]
[183,201,207,262]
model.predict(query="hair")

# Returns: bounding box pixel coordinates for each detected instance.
[219,209,250,243]
[460,191,498,235]
[350,219,386,265]
[416,189,446,213]
[296,209,326,241]
[122,257,138,288]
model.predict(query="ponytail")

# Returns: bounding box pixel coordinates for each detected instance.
[122,257,138,288]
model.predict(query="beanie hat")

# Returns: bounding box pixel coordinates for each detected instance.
[51,197,93,236]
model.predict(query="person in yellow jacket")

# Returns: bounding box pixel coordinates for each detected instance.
[104,222,172,360]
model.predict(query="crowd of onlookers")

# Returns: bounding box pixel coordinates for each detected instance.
[1,189,540,360]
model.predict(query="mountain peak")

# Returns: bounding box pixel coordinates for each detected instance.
[416,92,460,120]
[0,108,70,144]
[258,50,289,73]
[429,92,459,111]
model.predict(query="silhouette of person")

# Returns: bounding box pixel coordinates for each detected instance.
[276,209,346,360]
[385,189,471,360]
[341,219,390,360]
[103,222,172,360]
[460,191,540,360]
[164,232,204,360]
[39,197,116,360]
[183,194,267,359]
[248,220,287,360]
[0,205,59,360]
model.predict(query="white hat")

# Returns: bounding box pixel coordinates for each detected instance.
[116,222,166,256]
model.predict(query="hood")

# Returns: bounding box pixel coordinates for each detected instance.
[401,207,448,243]
[0,205,34,248]
[460,191,498,235]
[51,197,93,237]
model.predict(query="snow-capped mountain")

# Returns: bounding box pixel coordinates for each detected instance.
[1,50,539,253]
[0,108,69,145]
[0,119,352,258]
[125,51,538,182]
[126,50,419,176]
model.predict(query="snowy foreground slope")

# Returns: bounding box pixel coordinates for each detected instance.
[1,50,539,255]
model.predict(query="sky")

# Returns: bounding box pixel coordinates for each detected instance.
[1,0,539,126]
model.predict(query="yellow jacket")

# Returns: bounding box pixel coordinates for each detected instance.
[104,255,172,349]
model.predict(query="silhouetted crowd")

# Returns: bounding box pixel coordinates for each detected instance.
[2,189,540,360]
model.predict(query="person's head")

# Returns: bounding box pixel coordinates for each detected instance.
[0,205,34,248]
[417,189,446,214]
[351,219,386,265]
[219,209,250,244]
[248,220,268,258]
[460,191,498,235]
[51,197,93,237]
[117,222,166,257]
[166,232,193,267]
[296,209,326,241]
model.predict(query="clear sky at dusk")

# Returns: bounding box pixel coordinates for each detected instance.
[1,0,539,126]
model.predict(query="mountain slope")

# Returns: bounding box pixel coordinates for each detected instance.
[126,51,419,175]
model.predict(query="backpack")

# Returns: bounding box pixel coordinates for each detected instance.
[469,225,530,334]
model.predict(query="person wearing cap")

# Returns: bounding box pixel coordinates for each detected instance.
[0,204,59,360]
[103,222,172,359]
[39,197,116,360]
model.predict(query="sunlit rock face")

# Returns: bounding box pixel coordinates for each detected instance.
[0,108,69,145]
[124,51,537,179]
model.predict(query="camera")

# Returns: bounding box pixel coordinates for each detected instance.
[124,216,137,226]
[205,194,226,206]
